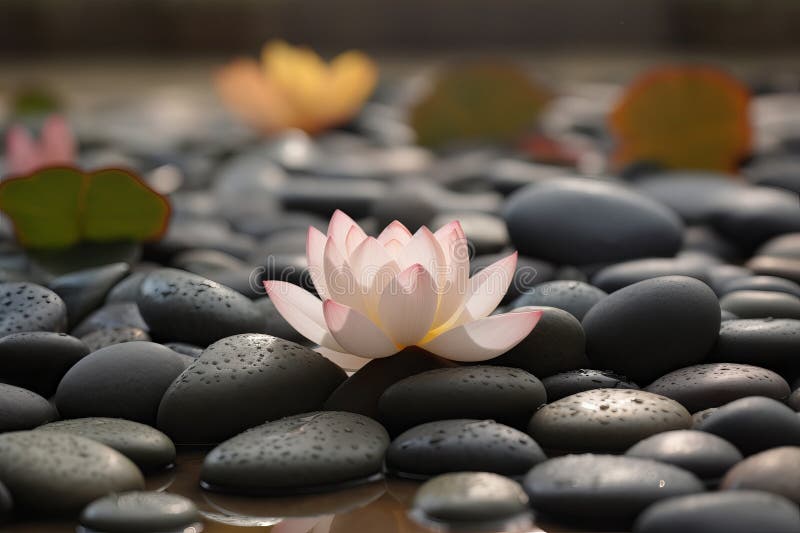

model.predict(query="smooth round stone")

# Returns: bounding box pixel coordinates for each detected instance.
[55,341,187,425]
[583,276,720,384]
[694,396,800,455]
[379,366,546,432]
[721,446,800,504]
[386,419,546,479]
[137,268,264,345]
[0,383,58,432]
[0,332,89,396]
[158,334,346,445]
[646,363,791,412]
[0,282,67,337]
[542,369,639,401]
[0,431,144,513]
[202,411,388,494]
[720,290,800,319]
[625,430,742,483]
[523,454,704,523]
[633,491,800,533]
[510,281,607,320]
[634,172,745,224]
[71,302,148,338]
[470,254,555,303]
[504,179,684,265]
[324,348,455,421]
[37,417,175,471]
[721,275,800,299]
[253,297,306,344]
[105,271,147,304]
[747,255,800,284]
[529,389,690,453]
[707,264,753,295]
[711,319,800,370]
[80,327,151,352]
[48,262,130,328]
[591,257,711,293]
[150,219,256,261]
[80,491,200,533]
[756,232,800,259]
[412,472,529,525]
[488,307,589,378]
[745,156,800,194]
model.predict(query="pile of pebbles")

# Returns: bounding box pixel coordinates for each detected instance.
[1,86,800,532]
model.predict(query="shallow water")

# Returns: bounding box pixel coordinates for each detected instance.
[3,451,602,533]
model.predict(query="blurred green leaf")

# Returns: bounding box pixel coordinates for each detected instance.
[410,63,551,148]
[0,166,170,249]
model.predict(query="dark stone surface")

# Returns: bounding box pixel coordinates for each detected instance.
[202,411,389,493]
[542,369,639,402]
[719,290,800,319]
[711,318,800,371]
[80,491,200,533]
[0,282,67,337]
[510,281,607,321]
[0,383,58,432]
[583,276,720,385]
[158,334,347,445]
[48,262,130,328]
[0,332,89,396]
[386,419,546,479]
[646,363,791,413]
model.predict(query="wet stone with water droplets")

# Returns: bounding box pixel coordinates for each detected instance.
[0,431,144,514]
[645,363,791,413]
[542,369,639,402]
[80,326,151,352]
[201,411,389,494]
[137,268,264,345]
[528,389,691,453]
[157,334,347,444]
[510,281,607,320]
[378,366,547,433]
[37,417,176,471]
[386,419,546,479]
[524,454,705,525]
[79,491,201,533]
[0,282,67,337]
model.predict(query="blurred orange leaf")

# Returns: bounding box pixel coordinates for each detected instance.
[410,63,551,148]
[215,40,378,135]
[610,66,751,173]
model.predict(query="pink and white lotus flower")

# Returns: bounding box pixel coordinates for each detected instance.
[264,210,541,364]
[5,115,76,177]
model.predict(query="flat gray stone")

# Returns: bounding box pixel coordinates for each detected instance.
[80,491,200,533]
[0,332,89,396]
[646,363,791,413]
[626,429,742,483]
[37,417,175,471]
[412,472,529,524]
[720,290,800,319]
[528,389,690,453]
[0,383,58,432]
[80,326,151,352]
[49,262,130,328]
[542,369,638,402]
[379,366,546,432]
[202,411,388,494]
[524,454,704,523]
[0,431,144,513]
[634,491,800,533]
[721,446,800,504]
[510,281,606,320]
[711,318,800,371]
[386,419,546,479]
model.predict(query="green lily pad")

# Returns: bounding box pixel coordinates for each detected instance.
[0,166,170,249]
[410,63,552,148]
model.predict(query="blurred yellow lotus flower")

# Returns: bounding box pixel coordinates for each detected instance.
[215,40,378,135]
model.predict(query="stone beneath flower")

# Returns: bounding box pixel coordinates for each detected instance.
[264,210,541,362]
